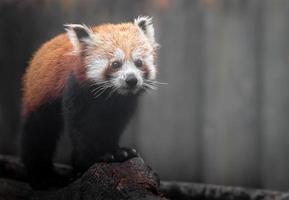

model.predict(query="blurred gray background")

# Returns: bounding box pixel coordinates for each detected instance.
[0,0,289,191]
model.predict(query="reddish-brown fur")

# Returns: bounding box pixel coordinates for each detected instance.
[22,23,155,117]
[22,34,84,117]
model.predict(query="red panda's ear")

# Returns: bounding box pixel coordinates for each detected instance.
[64,24,96,53]
[134,16,158,48]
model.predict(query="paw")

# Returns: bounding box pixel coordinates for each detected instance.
[114,147,139,162]
[97,147,139,163]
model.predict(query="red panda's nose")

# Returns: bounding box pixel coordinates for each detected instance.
[125,74,138,87]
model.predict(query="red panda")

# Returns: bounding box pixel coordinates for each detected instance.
[20,16,159,189]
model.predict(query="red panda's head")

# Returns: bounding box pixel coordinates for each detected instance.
[65,16,159,95]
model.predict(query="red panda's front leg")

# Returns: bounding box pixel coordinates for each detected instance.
[63,74,139,174]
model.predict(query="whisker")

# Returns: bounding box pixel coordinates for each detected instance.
[94,86,111,98]
[91,84,109,93]
[91,82,113,93]
[93,87,105,96]
[107,86,119,99]
[89,80,110,87]
[91,82,113,98]
[143,83,158,91]
[144,83,159,89]
[145,80,168,85]
[145,82,159,87]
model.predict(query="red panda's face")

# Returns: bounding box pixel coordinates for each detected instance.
[65,17,159,95]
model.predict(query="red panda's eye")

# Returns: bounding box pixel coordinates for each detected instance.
[135,59,143,68]
[111,61,122,69]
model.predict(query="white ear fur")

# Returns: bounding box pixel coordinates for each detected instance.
[134,16,157,47]
[64,24,96,53]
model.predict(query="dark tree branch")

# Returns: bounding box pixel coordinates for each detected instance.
[0,155,289,200]
[0,155,166,200]
[160,182,289,200]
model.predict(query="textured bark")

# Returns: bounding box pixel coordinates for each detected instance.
[160,182,289,200]
[0,155,289,200]
[0,155,166,200]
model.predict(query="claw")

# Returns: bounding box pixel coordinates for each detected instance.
[97,147,140,163]
[130,148,137,154]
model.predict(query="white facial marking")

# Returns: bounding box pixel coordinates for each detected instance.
[123,62,143,86]
[132,49,157,80]
[114,48,125,61]
[132,49,142,60]
[144,54,157,80]
[86,57,108,81]
[112,61,143,93]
